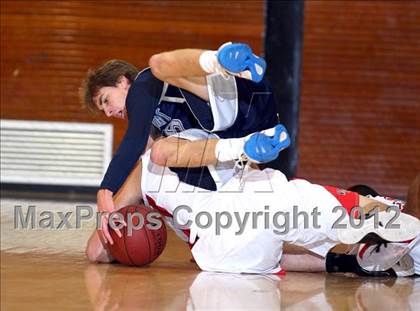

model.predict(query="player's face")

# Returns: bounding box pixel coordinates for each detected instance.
[94,76,130,119]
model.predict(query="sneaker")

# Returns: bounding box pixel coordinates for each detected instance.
[357,242,415,276]
[336,210,420,244]
[243,124,290,163]
[409,235,420,275]
[367,195,406,210]
[217,42,267,83]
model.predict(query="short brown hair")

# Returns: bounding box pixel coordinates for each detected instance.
[79,60,139,113]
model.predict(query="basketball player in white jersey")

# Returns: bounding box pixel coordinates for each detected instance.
[85,126,420,276]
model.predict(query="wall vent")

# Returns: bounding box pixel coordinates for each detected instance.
[1,119,113,187]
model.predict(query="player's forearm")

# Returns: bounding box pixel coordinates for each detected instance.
[149,49,207,79]
[113,160,142,208]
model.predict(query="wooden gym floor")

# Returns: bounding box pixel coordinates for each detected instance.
[1,196,419,310]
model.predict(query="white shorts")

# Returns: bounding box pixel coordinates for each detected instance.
[189,166,342,274]
[141,150,342,274]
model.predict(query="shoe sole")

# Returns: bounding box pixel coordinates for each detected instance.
[359,235,420,272]
[244,124,290,163]
[337,211,420,244]
[217,43,266,83]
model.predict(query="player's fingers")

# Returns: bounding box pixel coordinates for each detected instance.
[110,210,127,227]
[114,228,123,238]
[98,215,108,244]
[102,215,114,245]
[98,230,107,245]
[103,226,114,245]
[108,212,124,238]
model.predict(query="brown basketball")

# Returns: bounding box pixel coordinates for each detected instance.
[106,205,167,266]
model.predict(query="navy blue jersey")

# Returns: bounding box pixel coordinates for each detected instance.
[100,69,278,193]
[100,69,163,192]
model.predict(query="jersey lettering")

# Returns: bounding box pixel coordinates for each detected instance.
[164,119,185,136]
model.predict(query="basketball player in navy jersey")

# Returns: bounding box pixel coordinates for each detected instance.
[80,42,278,245]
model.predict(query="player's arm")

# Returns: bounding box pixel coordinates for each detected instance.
[97,71,163,244]
[86,161,143,262]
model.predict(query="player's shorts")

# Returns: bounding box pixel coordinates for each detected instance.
[189,170,343,274]
[142,151,346,274]
[323,185,360,215]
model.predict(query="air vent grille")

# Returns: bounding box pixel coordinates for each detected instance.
[1,120,113,186]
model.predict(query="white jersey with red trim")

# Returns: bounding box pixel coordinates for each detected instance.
[141,150,342,274]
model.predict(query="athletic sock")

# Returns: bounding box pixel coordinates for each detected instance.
[326,252,397,277]
[367,195,405,210]
[326,252,359,273]
[214,127,279,162]
[199,50,227,75]
[214,137,247,162]
[199,44,252,80]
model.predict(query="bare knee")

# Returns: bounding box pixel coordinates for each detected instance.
[85,242,100,263]
[150,139,168,166]
[149,53,173,80]
[85,231,114,263]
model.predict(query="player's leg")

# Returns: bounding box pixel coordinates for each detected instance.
[149,43,265,82]
[289,180,418,276]
[149,123,286,169]
[149,49,207,80]
[148,43,266,101]
[280,253,326,272]
[85,230,114,263]
[85,161,143,262]
[320,183,420,245]
[150,124,290,168]
[149,49,210,101]
[150,136,218,168]
[281,241,409,275]
[355,174,420,275]
[282,242,416,276]
[336,201,419,245]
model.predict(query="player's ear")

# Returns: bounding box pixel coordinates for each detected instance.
[116,75,130,89]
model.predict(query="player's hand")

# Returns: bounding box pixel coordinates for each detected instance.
[97,189,124,245]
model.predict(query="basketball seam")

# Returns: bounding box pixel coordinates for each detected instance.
[124,205,138,265]
[126,206,153,265]
[121,216,134,265]
[144,218,153,263]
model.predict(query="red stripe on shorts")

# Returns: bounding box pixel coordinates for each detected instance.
[323,185,360,215]
[145,195,196,247]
